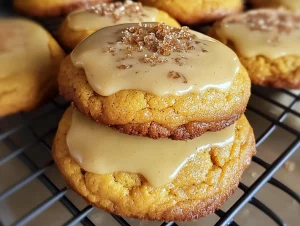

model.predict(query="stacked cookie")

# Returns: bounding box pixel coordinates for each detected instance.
[53,22,256,221]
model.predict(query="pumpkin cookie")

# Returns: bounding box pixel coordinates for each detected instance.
[13,0,113,17]
[52,107,256,221]
[139,0,243,25]
[0,18,65,117]
[250,0,300,11]
[58,0,180,50]
[59,23,250,140]
[58,23,250,140]
[209,9,300,89]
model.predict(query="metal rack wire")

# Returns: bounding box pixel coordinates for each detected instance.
[0,1,299,226]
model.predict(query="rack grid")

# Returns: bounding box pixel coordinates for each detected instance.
[0,1,299,226]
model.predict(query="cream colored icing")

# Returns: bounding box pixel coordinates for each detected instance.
[0,19,51,79]
[217,11,300,59]
[67,109,235,187]
[68,6,158,31]
[71,23,240,96]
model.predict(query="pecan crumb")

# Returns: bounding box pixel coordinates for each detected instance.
[117,64,132,69]
[167,71,187,83]
[103,46,116,55]
[174,57,187,66]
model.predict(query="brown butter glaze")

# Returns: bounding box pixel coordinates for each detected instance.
[216,9,300,59]
[67,109,235,187]
[71,23,240,96]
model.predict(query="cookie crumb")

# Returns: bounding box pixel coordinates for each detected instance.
[284,160,296,172]
[250,171,258,178]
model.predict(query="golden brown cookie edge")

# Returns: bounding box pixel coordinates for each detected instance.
[110,112,243,140]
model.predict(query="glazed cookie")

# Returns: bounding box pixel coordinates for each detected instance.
[59,23,251,140]
[250,0,300,11]
[13,0,113,17]
[139,0,243,25]
[209,9,300,89]
[0,18,65,117]
[52,107,256,221]
[58,0,180,49]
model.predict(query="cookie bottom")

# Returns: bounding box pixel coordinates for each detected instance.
[111,113,242,140]
[52,107,256,221]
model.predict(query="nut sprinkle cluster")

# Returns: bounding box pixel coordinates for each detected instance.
[226,9,300,34]
[88,0,143,22]
[119,23,197,66]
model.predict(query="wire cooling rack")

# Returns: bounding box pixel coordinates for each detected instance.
[0,1,299,226]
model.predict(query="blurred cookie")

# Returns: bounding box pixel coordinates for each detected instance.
[59,23,251,140]
[58,0,180,49]
[209,9,300,89]
[250,0,300,11]
[14,0,113,17]
[139,0,243,25]
[52,107,256,221]
[0,19,65,117]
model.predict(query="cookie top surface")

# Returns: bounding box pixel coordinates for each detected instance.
[0,18,51,79]
[67,109,235,187]
[67,0,159,31]
[71,23,240,96]
[217,9,300,59]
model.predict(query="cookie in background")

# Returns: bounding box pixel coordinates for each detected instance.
[209,9,300,89]
[250,0,300,11]
[0,18,65,117]
[139,0,243,25]
[58,0,180,50]
[13,0,114,17]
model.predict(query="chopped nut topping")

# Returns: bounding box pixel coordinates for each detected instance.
[226,9,300,34]
[167,71,187,83]
[119,23,197,66]
[88,0,143,22]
